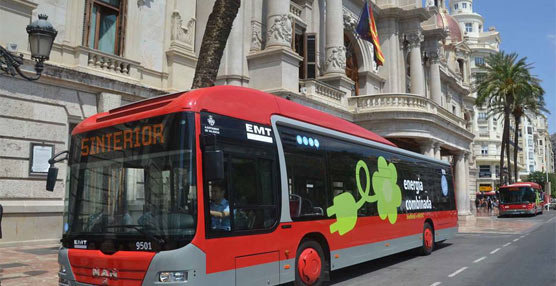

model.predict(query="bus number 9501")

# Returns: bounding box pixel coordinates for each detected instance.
[136,241,152,251]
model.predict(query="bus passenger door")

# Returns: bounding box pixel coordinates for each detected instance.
[203,131,281,285]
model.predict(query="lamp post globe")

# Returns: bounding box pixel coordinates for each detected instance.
[26,14,58,73]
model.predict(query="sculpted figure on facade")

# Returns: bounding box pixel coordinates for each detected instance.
[171,11,195,45]
[343,9,358,31]
[326,46,347,71]
[250,21,263,51]
[267,15,292,44]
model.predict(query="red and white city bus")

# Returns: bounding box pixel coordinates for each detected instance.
[498,182,544,217]
[49,86,457,286]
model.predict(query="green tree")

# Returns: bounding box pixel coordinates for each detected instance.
[526,172,556,198]
[526,171,547,186]
[191,0,241,89]
[511,73,547,181]
[476,52,540,184]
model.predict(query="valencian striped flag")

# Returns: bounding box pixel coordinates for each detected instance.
[356,1,385,66]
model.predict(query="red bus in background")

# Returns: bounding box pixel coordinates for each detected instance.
[498,182,544,217]
[49,86,457,286]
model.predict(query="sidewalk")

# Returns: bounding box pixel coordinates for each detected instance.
[0,244,59,286]
[458,210,543,234]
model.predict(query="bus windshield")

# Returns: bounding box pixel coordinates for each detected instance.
[499,187,536,205]
[64,112,196,251]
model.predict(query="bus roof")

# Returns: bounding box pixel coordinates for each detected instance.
[72,86,396,147]
[499,182,543,190]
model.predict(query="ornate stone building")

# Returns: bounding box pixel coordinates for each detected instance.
[519,113,555,178]
[0,0,477,246]
[450,0,503,198]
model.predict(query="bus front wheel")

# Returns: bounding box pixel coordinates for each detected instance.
[295,240,327,286]
[419,222,434,256]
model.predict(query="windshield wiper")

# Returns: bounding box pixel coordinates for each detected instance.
[104,224,166,245]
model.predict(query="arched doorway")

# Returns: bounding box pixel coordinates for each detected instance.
[344,34,359,95]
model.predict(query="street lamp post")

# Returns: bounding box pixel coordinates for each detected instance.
[0,14,57,81]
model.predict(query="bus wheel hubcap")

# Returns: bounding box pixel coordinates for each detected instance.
[424,228,433,249]
[298,248,321,285]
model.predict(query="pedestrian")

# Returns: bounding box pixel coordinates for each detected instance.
[487,197,492,213]
[0,203,3,239]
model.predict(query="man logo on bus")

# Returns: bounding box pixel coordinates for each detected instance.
[327,156,402,236]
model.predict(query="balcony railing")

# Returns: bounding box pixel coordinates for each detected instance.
[76,46,140,80]
[479,172,492,178]
[290,2,303,18]
[349,93,469,131]
[300,79,345,103]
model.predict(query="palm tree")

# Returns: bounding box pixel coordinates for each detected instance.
[191,0,241,89]
[475,52,532,184]
[511,76,547,181]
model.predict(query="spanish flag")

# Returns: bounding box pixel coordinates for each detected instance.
[356,1,385,66]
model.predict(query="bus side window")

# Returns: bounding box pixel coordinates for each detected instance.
[229,157,277,231]
[285,151,327,219]
[327,148,375,217]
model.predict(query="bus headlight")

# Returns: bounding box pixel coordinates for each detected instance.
[159,271,187,282]
[59,264,67,273]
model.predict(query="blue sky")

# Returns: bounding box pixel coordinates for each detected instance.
[471,0,556,134]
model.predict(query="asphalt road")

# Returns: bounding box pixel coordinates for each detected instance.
[329,211,556,286]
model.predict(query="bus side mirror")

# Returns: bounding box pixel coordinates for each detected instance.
[45,150,68,192]
[204,150,224,181]
[46,166,58,191]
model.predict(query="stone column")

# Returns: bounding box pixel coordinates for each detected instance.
[407,32,425,96]
[464,152,471,213]
[324,0,345,75]
[429,50,442,105]
[247,0,302,93]
[455,152,470,216]
[221,2,244,86]
[434,142,441,160]
[420,140,436,158]
[265,0,292,49]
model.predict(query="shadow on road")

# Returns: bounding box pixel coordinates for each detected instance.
[329,242,453,284]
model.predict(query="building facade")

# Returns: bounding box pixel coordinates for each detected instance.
[519,113,555,178]
[451,0,552,198]
[1,0,480,246]
[450,0,503,198]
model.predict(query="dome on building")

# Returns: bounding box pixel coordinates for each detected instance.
[436,11,463,42]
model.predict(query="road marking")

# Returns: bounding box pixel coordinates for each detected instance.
[490,248,500,254]
[503,242,511,247]
[448,267,468,278]
[473,256,486,263]
[547,217,556,224]
[520,235,525,238]
[513,238,519,242]
[430,282,442,286]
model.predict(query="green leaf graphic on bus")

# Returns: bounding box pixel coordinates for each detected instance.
[372,157,402,224]
[327,157,401,236]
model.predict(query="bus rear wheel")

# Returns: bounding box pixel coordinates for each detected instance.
[419,222,434,256]
[295,240,326,286]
